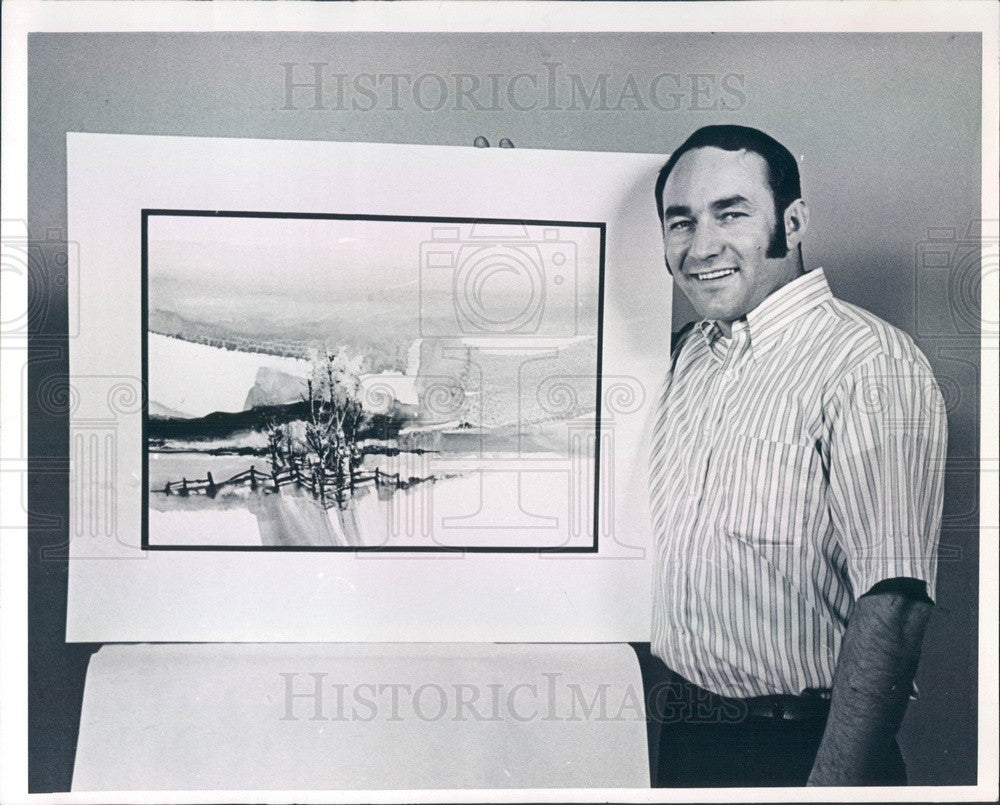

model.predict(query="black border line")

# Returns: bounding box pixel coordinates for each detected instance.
[141,210,606,553]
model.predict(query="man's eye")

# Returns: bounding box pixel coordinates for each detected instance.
[668,220,692,231]
[720,211,747,221]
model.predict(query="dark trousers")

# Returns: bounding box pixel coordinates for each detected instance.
[650,670,907,787]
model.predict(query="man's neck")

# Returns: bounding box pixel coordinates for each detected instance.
[714,262,809,338]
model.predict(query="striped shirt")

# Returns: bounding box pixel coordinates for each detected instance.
[648,268,947,698]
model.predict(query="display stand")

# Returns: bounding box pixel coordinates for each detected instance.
[72,643,649,791]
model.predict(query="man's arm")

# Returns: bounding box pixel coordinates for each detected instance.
[807,581,933,786]
[814,353,947,785]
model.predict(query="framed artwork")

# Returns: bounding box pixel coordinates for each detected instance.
[144,212,605,552]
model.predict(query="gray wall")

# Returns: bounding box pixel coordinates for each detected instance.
[28,32,981,790]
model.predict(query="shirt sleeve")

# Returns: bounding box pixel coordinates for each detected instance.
[824,353,948,602]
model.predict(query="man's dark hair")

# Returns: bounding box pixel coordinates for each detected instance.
[654,125,802,258]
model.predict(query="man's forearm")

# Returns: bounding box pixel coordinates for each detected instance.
[807,587,933,786]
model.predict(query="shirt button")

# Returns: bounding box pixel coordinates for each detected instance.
[702,425,712,437]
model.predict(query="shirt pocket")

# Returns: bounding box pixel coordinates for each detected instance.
[719,432,823,547]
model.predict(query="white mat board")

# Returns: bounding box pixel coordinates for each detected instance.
[66,133,671,641]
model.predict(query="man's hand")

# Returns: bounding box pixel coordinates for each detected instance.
[807,583,933,785]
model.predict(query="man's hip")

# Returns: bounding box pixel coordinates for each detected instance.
[649,667,906,787]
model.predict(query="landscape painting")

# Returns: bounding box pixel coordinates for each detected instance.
[144,212,605,550]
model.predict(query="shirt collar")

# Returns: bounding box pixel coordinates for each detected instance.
[697,268,833,361]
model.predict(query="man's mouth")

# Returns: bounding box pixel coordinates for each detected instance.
[690,267,738,282]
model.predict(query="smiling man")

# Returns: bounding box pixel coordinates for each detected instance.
[648,125,947,787]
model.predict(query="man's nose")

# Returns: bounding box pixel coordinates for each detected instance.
[687,221,724,263]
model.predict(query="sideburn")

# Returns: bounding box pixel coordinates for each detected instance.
[765,215,789,259]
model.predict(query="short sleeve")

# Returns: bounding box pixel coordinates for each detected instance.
[824,354,948,602]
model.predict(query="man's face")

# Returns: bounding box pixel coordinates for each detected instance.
[660,146,801,330]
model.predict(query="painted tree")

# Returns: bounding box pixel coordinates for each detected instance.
[261,414,288,474]
[304,347,366,486]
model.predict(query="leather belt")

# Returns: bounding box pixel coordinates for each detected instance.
[654,669,832,724]
[741,694,831,722]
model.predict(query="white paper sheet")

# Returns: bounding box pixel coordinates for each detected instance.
[66,133,671,641]
[72,643,649,791]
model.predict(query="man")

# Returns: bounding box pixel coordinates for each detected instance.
[648,125,946,787]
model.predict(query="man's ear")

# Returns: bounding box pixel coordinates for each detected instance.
[783,198,809,248]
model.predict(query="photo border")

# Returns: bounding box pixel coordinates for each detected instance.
[3,3,996,803]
